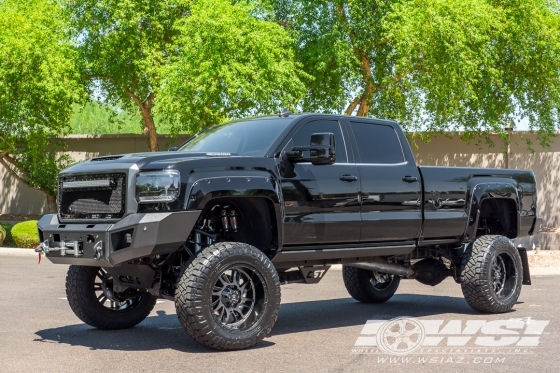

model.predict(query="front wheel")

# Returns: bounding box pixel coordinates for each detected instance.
[342,265,400,303]
[461,235,523,313]
[65,265,156,329]
[175,242,281,350]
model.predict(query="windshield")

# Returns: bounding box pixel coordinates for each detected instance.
[178,118,291,156]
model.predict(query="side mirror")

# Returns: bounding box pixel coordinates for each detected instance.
[286,132,336,164]
[168,146,178,151]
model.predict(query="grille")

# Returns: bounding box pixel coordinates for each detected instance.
[58,173,126,220]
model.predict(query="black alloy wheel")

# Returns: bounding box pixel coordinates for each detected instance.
[461,235,523,313]
[342,265,401,303]
[66,265,156,329]
[175,242,281,350]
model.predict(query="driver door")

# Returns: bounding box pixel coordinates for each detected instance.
[279,119,361,246]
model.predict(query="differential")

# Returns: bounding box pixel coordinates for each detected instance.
[412,258,454,286]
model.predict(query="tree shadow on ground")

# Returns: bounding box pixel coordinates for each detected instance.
[34,293,512,352]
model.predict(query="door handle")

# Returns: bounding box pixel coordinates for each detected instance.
[340,174,358,182]
[402,176,418,183]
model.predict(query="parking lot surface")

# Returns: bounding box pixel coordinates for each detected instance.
[1,255,558,373]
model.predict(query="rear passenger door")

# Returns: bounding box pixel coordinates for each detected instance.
[347,120,422,242]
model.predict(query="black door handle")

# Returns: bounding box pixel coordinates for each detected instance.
[402,176,418,183]
[340,174,358,182]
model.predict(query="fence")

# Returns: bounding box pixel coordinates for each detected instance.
[1,132,558,247]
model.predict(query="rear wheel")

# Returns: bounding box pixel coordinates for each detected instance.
[461,235,523,313]
[175,242,281,350]
[66,265,156,329]
[342,265,400,303]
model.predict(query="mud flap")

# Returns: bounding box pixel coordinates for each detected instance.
[517,247,531,285]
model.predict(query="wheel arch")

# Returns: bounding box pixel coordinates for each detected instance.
[463,178,521,242]
[185,173,283,252]
[191,196,281,255]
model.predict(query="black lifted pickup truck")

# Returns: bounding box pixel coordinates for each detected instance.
[37,113,537,350]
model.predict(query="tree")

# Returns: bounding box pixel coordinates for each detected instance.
[0,0,83,211]
[269,0,560,145]
[68,0,306,150]
[66,0,190,151]
[158,0,307,134]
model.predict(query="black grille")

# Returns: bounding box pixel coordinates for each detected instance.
[58,173,126,220]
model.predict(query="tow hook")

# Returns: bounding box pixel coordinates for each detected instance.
[34,242,46,264]
[35,240,55,264]
[93,241,103,261]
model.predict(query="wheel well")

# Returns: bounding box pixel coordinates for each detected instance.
[197,197,278,254]
[476,198,518,239]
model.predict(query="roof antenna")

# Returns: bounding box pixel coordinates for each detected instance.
[279,108,292,118]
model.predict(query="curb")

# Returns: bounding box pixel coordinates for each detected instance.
[0,247,37,256]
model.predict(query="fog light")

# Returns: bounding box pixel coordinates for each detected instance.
[125,233,132,245]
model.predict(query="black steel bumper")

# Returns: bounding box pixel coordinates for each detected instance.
[37,211,200,267]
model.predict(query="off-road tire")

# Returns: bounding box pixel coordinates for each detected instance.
[342,265,401,303]
[66,265,156,329]
[175,242,281,350]
[461,235,523,313]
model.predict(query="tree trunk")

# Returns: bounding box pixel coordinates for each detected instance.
[140,109,159,152]
[345,95,361,115]
[356,56,374,117]
[127,91,159,152]
[46,195,57,214]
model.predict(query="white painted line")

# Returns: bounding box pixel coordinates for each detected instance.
[58,297,67,300]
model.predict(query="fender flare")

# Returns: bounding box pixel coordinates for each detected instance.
[185,172,283,246]
[463,178,521,242]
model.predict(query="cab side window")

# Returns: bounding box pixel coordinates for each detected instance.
[349,122,404,164]
[290,120,347,163]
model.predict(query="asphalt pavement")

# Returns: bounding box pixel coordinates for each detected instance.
[1,255,558,373]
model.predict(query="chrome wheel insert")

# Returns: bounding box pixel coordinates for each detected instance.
[94,268,141,312]
[491,252,516,299]
[370,271,394,290]
[211,265,266,330]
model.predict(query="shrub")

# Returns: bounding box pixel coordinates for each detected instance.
[0,225,5,246]
[11,220,39,248]
[0,223,15,247]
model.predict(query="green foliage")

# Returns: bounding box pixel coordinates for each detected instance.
[0,225,6,246]
[159,0,308,134]
[0,0,83,203]
[67,0,190,112]
[68,102,174,135]
[269,0,560,146]
[0,223,17,247]
[11,220,39,249]
[68,0,306,145]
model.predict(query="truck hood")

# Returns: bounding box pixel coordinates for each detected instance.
[60,151,248,175]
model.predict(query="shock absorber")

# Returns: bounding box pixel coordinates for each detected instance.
[220,210,230,232]
[228,210,238,232]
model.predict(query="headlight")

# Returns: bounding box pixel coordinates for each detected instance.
[135,170,180,203]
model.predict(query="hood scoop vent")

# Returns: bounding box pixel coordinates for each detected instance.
[91,156,123,162]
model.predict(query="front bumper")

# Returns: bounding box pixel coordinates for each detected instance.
[37,211,200,267]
